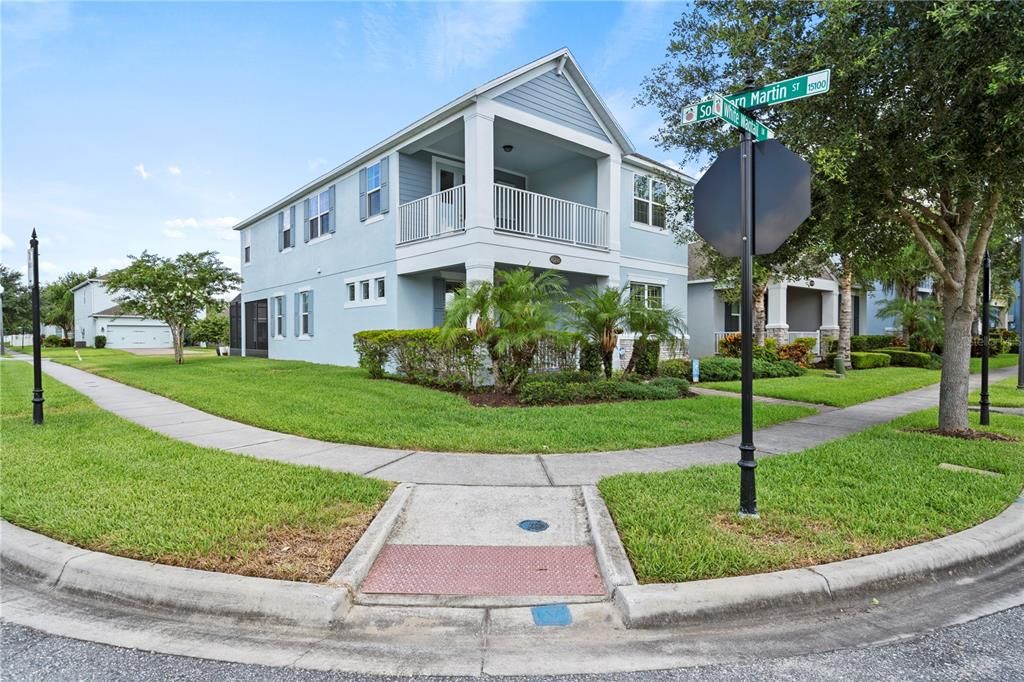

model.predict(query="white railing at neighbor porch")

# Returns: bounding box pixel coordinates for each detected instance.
[398,185,466,243]
[493,185,609,249]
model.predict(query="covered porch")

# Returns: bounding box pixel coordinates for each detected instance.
[396,114,612,250]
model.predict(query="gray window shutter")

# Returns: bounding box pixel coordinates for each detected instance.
[359,168,368,222]
[379,156,390,214]
[307,290,315,337]
[432,279,446,328]
[328,185,337,233]
[280,295,287,336]
[294,293,300,336]
[303,199,311,242]
[277,212,284,251]
[289,205,297,248]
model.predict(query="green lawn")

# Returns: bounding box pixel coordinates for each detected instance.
[705,355,1020,407]
[1,359,392,582]
[599,409,1024,584]
[47,349,815,454]
[971,376,1024,408]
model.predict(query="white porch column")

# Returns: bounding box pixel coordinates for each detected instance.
[766,282,789,345]
[463,111,495,231]
[597,154,621,252]
[820,287,840,338]
[465,259,495,330]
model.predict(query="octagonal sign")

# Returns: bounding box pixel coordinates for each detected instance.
[693,139,811,258]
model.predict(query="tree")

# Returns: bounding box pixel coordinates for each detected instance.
[623,295,687,376]
[565,285,630,378]
[189,313,229,346]
[877,297,943,352]
[641,1,1024,433]
[0,264,31,338]
[442,267,565,393]
[42,268,98,339]
[105,251,241,364]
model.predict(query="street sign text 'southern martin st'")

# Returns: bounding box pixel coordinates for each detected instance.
[681,69,831,125]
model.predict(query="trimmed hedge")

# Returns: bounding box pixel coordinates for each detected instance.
[698,356,805,382]
[971,335,1008,357]
[659,358,692,380]
[850,351,891,369]
[632,337,661,377]
[878,347,933,368]
[518,375,689,405]
[94,335,107,349]
[850,335,896,352]
[353,328,482,388]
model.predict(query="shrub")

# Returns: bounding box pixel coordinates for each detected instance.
[94,335,107,349]
[632,337,661,377]
[717,333,742,357]
[878,348,933,368]
[752,338,779,362]
[659,358,692,380]
[521,370,598,386]
[353,328,483,388]
[850,351,892,369]
[992,329,1019,353]
[648,376,690,397]
[517,377,685,405]
[777,338,816,367]
[579,340,602,374]
[42,335,65,348]
[698,356,805,381]
[850,335,896,352]
[971,335,1007,357]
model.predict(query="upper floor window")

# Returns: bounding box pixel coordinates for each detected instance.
[633,174,667,229]
[308,189,331,240]
[366,163,382,218]
[631,282,664,309]
[279,207,294,250]
[243,230,252,264]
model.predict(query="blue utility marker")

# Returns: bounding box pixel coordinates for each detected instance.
[518,519,549,532]
[531,603,572,627]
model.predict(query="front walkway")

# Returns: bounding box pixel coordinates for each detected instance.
[35,359,1015,486]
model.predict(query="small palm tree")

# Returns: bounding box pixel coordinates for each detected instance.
[624,298,686,376]
[442,267,565,393]
[878,296,942,351]
[566,285,630,378]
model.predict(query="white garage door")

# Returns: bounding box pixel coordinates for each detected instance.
[106,326,173,349]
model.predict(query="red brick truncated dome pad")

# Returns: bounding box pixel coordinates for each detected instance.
[361,544,606,596]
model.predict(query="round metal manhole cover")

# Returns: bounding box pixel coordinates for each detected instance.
[518,519,550,533]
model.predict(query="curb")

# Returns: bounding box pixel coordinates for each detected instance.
[614,493,1024,628]
[581,485,637,590]
[329,482,413,597]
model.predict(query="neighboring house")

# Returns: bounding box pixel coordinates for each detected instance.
[687,245,869,358]
[231,49,691,366]
[72,278,173,349]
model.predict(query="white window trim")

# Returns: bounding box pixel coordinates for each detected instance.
[308,191,331,240]
[297,289,313,339]
[272,293,286,339]
[632,173,667,231]
[628,279,666,309]
[430,157,466,193]
[365,162,383,218]
[363,214,385,226]
[344,271,387,308]
[306,232,333,245]
[282,209,295,250]
[242,230,252,266]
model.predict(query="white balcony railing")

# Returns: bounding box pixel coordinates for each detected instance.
[494,185,609,249]
[398,185,466,243]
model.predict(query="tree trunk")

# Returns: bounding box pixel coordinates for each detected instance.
[753,284,767,346]
[938,293,974,433]
[171,325,185,365]
[602,352,613,378]
[838,265,853,367]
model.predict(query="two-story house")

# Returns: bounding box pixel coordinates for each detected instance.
[72,278,173,349]
[231,49,691,366]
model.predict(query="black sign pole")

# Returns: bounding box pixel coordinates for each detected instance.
[980,249,990,425]
[30,229,45,425]
[1018,232,1024,390]
[738,126,757,517]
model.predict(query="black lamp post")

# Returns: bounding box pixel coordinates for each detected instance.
[980,249,990,425]
[29,229,44,425]
[1018,233,1024,390]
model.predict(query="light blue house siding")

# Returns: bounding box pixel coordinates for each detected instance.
[495,70,610,142]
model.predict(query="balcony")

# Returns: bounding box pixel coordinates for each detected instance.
[398,184,608,249]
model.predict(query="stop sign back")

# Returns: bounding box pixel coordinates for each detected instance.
[693,139,811,257]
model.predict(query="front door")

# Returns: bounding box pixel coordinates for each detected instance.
[435,162,465,193]
[434,162,466,233]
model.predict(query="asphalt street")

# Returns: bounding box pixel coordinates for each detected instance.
[3,606,1022,681]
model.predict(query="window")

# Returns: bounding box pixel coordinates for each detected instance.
[375,277,386,299]
[274,296,285,337]
[633,174,667,229]
[347,283,356,302]
[361,280,370,301]
[299,291,311,335]
[630,282,664,309]
[243,230,251,264]
[344,271,387,308]
[282,209,293,249]
[365,162,382,217]
[308,189,331,239]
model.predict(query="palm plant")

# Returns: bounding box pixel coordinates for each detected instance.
[878,296,942,352]
[442,267,565,393]
[624,297,687,376]
[565,285,630,378]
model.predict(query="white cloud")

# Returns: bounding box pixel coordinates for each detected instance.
[0,232,14,253]
[164,217,199,229]
[161,228,186,239]
[162,216,240,242]
[134,163,151,180]
[167,165,182,176]
[425,2,529,79]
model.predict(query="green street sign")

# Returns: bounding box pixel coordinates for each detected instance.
[681,99,718,125]
[712,95,774,142]
[726,69,831,109]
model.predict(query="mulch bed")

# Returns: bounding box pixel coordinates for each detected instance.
[910,428,1016,442]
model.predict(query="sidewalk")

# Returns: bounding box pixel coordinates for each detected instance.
[34,358,1017,486]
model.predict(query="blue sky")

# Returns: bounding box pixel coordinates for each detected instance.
[1,1,689,283]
